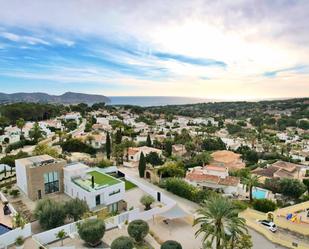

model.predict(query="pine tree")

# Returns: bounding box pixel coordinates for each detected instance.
[146,134,152,147]
[138,152,146,178]
[106,131,111,159]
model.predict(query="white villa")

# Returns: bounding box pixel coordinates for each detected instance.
[64,163,125,212]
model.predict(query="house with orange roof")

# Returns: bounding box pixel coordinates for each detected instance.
[185,165,245,195]
[124,146,163,167]
[252,160,308,182]
[210,150,246,171]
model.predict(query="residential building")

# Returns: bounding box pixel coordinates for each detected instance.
[15,155,66,201]
[185,165,245,195]
[172,144,187,156]
[210,150,246,171]
[63,163,125,211]
[252,160,308,182]
[124,146,163,167]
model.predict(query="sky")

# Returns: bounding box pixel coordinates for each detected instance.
[0,0,308,100]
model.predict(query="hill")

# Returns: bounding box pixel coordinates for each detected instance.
[0,92,110,105]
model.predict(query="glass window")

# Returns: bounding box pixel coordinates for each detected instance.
[44,171,60,194]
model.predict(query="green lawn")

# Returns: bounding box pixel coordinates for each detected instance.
[124,179,137,190]
[87,171,120,187]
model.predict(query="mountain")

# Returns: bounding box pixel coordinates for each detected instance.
[0,92,110,105]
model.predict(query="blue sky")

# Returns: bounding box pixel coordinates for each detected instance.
[0,0,308,99]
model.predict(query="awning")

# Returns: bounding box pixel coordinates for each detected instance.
[158,204,190,220]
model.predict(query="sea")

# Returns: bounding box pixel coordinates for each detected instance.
[107,96,213,107]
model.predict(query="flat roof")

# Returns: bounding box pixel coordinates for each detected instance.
[15,155,63,168]
[73,170,121,192]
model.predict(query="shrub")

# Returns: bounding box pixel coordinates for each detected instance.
[252,199,277,213]
[140,195,155,210]
[127,219,149,243]
[64,198,89,221]
[78,219,106,246]
[9,189,20,197]
[111,236,134,249]
[15,236,24,246]
[34,199,66,230]
[161,240,182,249]
[61,139,96,154]
[160,178,211,203]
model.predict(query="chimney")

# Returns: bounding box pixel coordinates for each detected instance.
[91,176,95,188]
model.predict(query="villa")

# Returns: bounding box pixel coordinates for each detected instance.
[15,155,66,201]
[185,165,245,195]
[172,144,187,156]
[124,146,163,167]
[252,160,308,182]
[210,150,246,171]
[63,163,125,212]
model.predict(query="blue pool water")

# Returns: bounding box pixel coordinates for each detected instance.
[252,187,268,199]
[0,223,12,235]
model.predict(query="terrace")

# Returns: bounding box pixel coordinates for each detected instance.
[72,170,121,192]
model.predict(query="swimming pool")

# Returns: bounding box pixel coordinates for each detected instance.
[0,223,12,235]
[252,187,269,199]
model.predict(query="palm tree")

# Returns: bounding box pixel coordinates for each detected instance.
[194,195,247,249]
[13,213,26,229]
[55,229,67,246]
[16,118,25,139]
[242,174,260,202]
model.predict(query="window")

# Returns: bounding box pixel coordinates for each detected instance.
[44,171,59,194]
[108,202,118,213]
[95,195,101,206]
[109,189,120,196]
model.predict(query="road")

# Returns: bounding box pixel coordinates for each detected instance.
[120,167,287,249]
[249,229,287,249]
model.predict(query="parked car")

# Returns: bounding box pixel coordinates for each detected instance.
[258,220,277,233]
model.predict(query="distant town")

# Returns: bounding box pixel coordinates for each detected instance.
[0,98,308,249]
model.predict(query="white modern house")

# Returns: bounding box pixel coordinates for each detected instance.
[63,163,125,212]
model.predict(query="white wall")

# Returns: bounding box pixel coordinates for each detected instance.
[0,223,32,247]
[32,217,97,245]
[15,160,28,196]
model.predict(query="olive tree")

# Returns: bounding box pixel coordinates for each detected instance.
[111,236,134,249]
[78,219,106,247]
[127,219,149,243]
[161,240,183,249]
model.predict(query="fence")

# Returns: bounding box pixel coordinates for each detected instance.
[0,223,32,247]
[32,216,97,246]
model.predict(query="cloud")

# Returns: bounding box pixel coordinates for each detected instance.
[0,0,308,98]
[263,65,309,78]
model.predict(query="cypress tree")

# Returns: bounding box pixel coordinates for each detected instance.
[146,134,152,147]
[138,152,146,178]
[115,129,122,144]
[106,131,111,159]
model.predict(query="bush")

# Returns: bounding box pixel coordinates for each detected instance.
[160,178,211,203]
[34,199,66,230]
[140,195,155,210]
[78,219,106,246]
[127,219,149,243]
[111,236,134,249]
[97,159,113,168]
[64,198,89,221]
[9,189,20,197]
[61,139,96,155]
[252,199,277,213]
[161,240,182,249]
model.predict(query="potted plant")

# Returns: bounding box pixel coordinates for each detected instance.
[15,236,24,249]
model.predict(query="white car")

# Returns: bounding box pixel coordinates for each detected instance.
[258,220,277,233]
